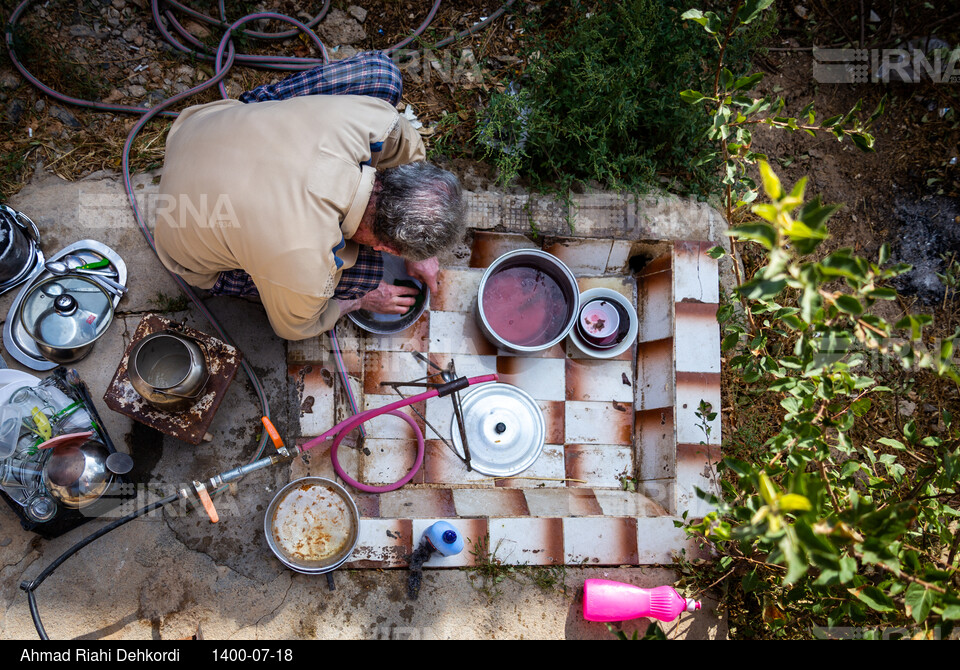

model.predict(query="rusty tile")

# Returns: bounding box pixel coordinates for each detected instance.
[365,311,431,353]
[452,488,531,517]
[565,400,634,446]
[564,517,639,565]
[346,518,413,568]
[489,518,564,565]
[468,231,538,268]
[421,439,492,486]
[430,268,484,313]
[352,492,381,519]
[635,407,676,481]
[523,488,604,517]
[538,401,565,445]
[380,488,456,518]
[363,350,428,395]
[564,444,633,488]
[565,358,634,402]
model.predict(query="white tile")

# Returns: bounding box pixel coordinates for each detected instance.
[564,445,633,488]
[565,401,634,446]
[675,378,721,446]
[674,305,720,374]
[362,394,422,440]
[674,243,720,304]
[635,517,697,564]
[565,358,634,402]
[494,356,566,402]
[496,445,566,488]
[563,517,639,565]
[489,518,565,566]
[428,311,498,356]
[361,438,423,487]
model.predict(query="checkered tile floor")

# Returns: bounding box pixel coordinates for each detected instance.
[286,233,720,568]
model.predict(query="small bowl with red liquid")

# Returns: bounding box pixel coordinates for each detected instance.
[567,288,638,359]
[477,249,579,355]
[577,299,621,348]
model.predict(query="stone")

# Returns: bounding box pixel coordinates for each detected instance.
[347,5,368,23]
[0,70,20,89]
[317,9,367,45]
[121,28,139,43]
[49,105,82,128]
[5,98,25,125]
[127,84,147,97]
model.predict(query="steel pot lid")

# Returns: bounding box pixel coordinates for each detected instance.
[20,276,113,350]
[451,383,545,477]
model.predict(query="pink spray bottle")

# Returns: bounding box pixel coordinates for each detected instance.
[582,579,701,622]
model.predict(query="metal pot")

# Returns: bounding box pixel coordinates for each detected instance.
[41,439,114,509]
[265,477,360,575]
[476,249,580,355]
[19,276,115,364]
[0,205,34,285]
[128,331,209,411]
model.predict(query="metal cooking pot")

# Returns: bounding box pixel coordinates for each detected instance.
[19,276,115,364]
[0,205,34,285]
[128,331,209,411]
[265,477,360,575]
[41,439,114,509]
[476,249,580,355]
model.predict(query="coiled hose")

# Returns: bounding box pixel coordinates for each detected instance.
[5,0,517,639]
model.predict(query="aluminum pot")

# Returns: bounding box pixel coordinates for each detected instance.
[476,249,580,355]
[265,477,360,575]
[128,331,209,411]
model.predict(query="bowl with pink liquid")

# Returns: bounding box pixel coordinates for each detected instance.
[477,249,580,355]
[567,288,638,359]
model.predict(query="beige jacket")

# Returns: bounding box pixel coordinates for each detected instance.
[155,95,425,340]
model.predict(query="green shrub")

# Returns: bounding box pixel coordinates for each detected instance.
[476,0,774,194]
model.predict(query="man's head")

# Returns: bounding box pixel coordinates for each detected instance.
[369,162,465,261]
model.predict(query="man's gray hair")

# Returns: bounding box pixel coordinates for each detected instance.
[373,162,465,261]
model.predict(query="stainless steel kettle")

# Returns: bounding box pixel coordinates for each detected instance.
[128,331,209,411]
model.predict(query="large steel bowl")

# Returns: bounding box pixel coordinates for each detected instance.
[264,477,360,575]
[476,249,580,355]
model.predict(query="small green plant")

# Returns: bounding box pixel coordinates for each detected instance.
[150,291,190,313]
[466,535,517,599]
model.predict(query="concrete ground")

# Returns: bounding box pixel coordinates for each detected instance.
[0,170,726,640]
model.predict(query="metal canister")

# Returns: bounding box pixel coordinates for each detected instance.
[264,477,360,575]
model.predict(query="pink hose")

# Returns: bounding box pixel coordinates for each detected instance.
[302,374,498,493]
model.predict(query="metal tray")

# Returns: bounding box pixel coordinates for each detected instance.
[3,240,127,370]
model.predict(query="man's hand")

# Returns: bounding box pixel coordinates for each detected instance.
[355,281,421,315]
[404,257,440,294]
